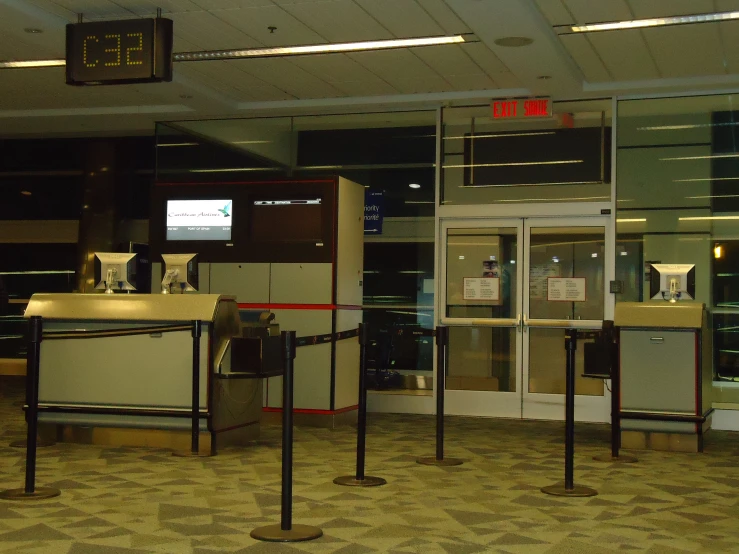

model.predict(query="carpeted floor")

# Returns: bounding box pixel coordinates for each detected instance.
[2,375,739,553]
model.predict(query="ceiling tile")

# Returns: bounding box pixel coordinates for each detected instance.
[327,79,399,96]
[562,0,632,23]
[277,0,393,42]
[715,0,739,11]
[234,57,344,98]
[642,25,726,78]
[560,34,611,82]
[209,4,324,46]
[411,44,483,78]
[535,0,573,26]
[45,0,134,20]
[168,11,258,50]
[625,0,714,18]
[348,49,444,81]
[461,42,512,78]
[415,0,471,34]
[353,0,445,37]
[718,20,739,74]
[109,0,203,17]
[447,73,497,91]
[289,53,392,84]
[587,28,660,81]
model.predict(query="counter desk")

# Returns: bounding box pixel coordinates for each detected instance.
[616,302,712,453]
[24,293,264,454]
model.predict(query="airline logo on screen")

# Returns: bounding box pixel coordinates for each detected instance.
[166,199,232,241]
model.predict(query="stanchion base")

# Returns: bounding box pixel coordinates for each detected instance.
[333,475,386,487]
[171,450,213,458]
[0,487,61,501]
[9,438,55,448]
[416,456,463,466]
[250,523,323,542]
[541,483,597,497]
[592,453,638,463]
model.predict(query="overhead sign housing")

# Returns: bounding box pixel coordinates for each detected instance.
[66,18,174,85]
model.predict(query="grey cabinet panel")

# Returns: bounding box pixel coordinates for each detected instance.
[620,329,696,413]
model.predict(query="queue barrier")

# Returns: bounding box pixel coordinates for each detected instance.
[0,316,61,501]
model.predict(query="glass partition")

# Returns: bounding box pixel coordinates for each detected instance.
[441,99,612,205]
[616,93,739,409]
[157,110,438,391]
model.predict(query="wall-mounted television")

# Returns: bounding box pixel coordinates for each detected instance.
[250,197,323,242]
[166,199,232,241]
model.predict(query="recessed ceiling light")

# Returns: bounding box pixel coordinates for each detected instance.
[20,190,32,196]
[24,28,43,34]
[561,10,739,34]
[409,183,421,189]
[494,37,533,47]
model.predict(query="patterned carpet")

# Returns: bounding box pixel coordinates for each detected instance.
[2,375,739,553]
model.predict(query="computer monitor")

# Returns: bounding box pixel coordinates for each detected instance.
[649,263,696,302]
[161,253,199,294]
[94,252,137,294]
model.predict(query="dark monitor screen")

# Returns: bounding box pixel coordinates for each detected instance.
[251,198,323,242]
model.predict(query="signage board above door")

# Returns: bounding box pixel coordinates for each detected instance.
[491,97,552,120]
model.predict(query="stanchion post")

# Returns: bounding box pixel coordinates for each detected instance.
[593,324,637,464]
[418,325,462,466]
[173,320,211,457]
[541,328,597,497]
[334,323,386,487]
[251,331,322,542]
[0,316,60,500]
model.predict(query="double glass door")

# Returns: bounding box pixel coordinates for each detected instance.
[440,217,612,422]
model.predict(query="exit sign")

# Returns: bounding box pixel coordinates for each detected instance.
[491,97,552,120]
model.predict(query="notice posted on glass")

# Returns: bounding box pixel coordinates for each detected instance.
[463,277,500,301]
[547,277,586,302]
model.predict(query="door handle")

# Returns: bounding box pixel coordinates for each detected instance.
[523,313,528,332]
[650,337,664,344]
[516,313,522,332]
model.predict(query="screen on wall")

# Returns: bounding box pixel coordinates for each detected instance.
[251,198,322,242]
[166,199,232,241]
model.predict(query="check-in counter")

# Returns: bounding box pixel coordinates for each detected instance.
[616,302,712,452]
[24,293,264,454]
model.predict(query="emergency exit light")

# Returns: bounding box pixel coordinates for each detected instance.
[491,97,552,120]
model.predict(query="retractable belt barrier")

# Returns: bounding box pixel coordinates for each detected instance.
[294,327,359,347]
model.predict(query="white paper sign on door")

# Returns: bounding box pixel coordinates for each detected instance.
[463,277,500,301]
[547,277,586,302]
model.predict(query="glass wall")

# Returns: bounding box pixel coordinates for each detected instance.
[441,100,612,205]
[616,93,739,409]
[156,110,437,390]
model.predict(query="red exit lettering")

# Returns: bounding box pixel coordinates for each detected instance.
[524,99,550,117]
[492,100,518,119]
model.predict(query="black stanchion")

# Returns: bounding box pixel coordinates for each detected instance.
[0,316,60,501]
[251,331,323,542]
[173,320,211,458]
[334,323,386,487]
[594,324,637,464]
[418,325,462,466]
[541,328,597,498]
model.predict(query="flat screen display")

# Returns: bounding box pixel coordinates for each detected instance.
[166,199,232,241]
[251,198,322,242]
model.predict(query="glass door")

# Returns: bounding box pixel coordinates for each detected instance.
[522,218,610,422]
[441,217,611,422]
